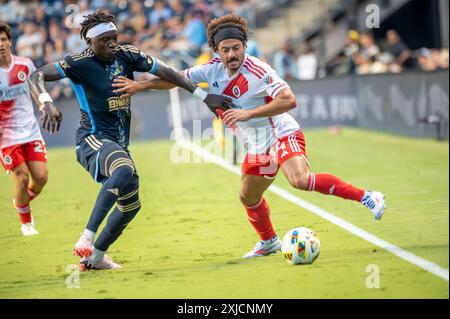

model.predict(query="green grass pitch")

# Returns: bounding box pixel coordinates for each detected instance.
[0,127,448,298]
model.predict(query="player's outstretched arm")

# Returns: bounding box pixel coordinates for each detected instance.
[112,76,177,98]
[222,87,296,127]
[153,61,236,116]
[28,64,63,134]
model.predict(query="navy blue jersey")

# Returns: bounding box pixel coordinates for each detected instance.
[54,45,158,148]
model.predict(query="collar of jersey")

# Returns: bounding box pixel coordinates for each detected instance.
[0,54,15,72]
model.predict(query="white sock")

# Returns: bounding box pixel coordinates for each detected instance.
[90,247,105,263]
[83,229,96,241]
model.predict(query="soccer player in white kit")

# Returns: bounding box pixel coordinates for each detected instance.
[112,14,386,258]
[0,23,48,236]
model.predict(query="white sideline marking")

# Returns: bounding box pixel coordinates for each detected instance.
[180,140,449,282]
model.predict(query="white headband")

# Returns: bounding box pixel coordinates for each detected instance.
[86,22,117,39]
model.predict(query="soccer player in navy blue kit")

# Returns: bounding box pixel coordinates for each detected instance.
[28,10,233,270]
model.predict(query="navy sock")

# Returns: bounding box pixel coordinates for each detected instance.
[93,176,141,252]
[86,166,134,233]
[93,206,139,251]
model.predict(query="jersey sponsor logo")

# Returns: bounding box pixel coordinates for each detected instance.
[107,96,131,111]
[0,83,29,101]
[3,155,12,165]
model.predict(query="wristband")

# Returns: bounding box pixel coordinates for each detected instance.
[38,92,53,104]
[193,87,208,101]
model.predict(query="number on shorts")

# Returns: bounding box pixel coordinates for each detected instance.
[34,142,44,153]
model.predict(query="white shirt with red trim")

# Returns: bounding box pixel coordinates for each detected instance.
[0,55,42,149]
[185,54,300,154]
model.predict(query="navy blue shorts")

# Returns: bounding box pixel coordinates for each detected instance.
[76,135,137,183]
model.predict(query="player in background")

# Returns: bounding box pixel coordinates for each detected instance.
[28,10,233,270]
[0,22,48,236]
[112,13,386,258]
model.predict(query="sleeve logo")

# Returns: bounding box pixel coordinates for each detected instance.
[264,75,273,85]
[59,60,70,70]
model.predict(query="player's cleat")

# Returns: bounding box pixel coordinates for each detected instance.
[73,233,94,257]
[79,255,122,271]
[362,191,386,220]
[243,235,282,258]
[21,222,39,236]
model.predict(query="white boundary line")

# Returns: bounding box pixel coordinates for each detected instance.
[180,140,449,282]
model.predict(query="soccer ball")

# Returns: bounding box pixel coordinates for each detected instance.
[281,227,320,265]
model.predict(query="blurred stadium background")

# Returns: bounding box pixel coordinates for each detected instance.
[0,0,448,299]
[1,0,448,145]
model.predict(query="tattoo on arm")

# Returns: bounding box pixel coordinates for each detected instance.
[28,64,63,104]
[28,63,64,134]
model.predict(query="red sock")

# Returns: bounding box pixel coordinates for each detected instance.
[245,198,276,241]
[13,200,32,224]
[307,173,365,202]
[27,188,39,201]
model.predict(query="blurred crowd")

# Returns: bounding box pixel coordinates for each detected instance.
[0,0,264,99]
[272,29,449,81]
[1,0,262,66]
[328,29,449,76]
[1,0,448,100]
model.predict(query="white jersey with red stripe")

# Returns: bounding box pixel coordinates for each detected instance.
[0,55,42,149]
[185,54,300,154]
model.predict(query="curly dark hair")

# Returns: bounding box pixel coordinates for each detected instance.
[206,13,249,51]
[80,9,116,40]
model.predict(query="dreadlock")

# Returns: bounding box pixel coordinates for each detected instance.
[80,9,116,40]
[206,13,249,51]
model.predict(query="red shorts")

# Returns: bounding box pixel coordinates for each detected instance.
[241,130,309,178]
[0,140,47,172]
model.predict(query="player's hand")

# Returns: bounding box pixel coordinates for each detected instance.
[40,102,62,134]
[222,109,251,127]
[0,127,3,142]
[112,76,144,98]
[204,94,235,117]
